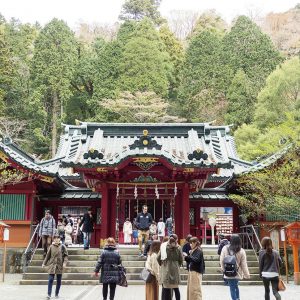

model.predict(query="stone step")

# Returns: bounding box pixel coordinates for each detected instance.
[33,254,258,262]
[20,278,263,286]
[25,266,260,274]
[34,248,256,256]
[23,272,261,281]
[30,259,259,268]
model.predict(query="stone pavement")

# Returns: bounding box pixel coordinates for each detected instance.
[0,274,299,300]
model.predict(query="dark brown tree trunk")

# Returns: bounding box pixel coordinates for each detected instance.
[51,90,58,157]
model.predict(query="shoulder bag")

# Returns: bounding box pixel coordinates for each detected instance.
[275,251,286,292]
[140,267,154,283]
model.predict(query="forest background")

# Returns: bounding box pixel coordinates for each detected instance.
[0,0,299,162]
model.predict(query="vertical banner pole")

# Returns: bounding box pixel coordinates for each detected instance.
[2,242,7,282]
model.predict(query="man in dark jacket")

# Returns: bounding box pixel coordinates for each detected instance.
[94,237,121,300]
[79,208,94,250]
[136,205,153,256]
[217,234,229,255]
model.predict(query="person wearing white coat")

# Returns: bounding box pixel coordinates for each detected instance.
[123,218,133,245]
[157,218,165,242]
[64,220,73,246]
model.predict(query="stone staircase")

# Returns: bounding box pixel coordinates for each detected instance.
[20,246,262,285]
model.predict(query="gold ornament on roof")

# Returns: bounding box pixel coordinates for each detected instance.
[143,139,149,145]
[143,129,148,136]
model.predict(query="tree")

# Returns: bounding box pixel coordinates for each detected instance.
[98,91,185,123]
[159,25,184,99]
[30,19,77,156]
[119,0,164,25]
[225,69,255,127]
[189,10,227,39]
[254,56,300,129]
[230,147,300,218]
[0,162,25,188]
[178,30,231,120]
[235,112,300,161]
[117,19,172,97]
[222,16,281,92]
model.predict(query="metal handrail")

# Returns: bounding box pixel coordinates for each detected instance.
[239,225,262,261]
[22,223,41,273]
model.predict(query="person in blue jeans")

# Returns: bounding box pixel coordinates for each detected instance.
[42,233,68,299]
[220,234,250,300]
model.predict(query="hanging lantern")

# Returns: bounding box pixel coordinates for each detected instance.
[134,185,138,199]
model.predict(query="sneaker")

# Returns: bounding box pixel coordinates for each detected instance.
[46,296,51,300]
[55,296,60,299]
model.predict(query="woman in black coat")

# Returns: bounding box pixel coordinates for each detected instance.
[79,208,94,249]
[94,237,121,300]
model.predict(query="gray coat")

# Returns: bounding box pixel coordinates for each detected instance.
[39,216,56,237]
[157,243,183,288]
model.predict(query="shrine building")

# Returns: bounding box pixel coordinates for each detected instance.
[0,122,255,247]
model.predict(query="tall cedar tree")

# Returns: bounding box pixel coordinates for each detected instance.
[119,0,164,25]
[178,30,231,120]
[225,69,254,127]
[117,19,172,97]
[30,19,77,156]
[222,16,281,93]
[159,25,184,100]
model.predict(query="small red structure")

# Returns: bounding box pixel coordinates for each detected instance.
[285,222,300,285]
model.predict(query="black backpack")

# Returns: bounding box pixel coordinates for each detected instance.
[223,246,238,277]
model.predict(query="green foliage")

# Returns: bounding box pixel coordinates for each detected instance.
[178,30,231,121]
[189,10,227,39]
[159,25,184,99]
[30,18,77,155]
[117,19,172,97]
[98,91,184,123]
[235,112,300,161]
[119,0,164,24]
[254,56,300,128]
[0,162,25,187]
[225,69,255,127]
[222,16,282,91]
[230,148,300,217]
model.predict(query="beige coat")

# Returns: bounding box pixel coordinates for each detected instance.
[146,253,160,279]
[220,245,250,280]
[43,243,68,274]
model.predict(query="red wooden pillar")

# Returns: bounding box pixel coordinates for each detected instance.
[110,189,117,240]
[233,204,239,233]
[181,183,190,244]
[100,182,109,247]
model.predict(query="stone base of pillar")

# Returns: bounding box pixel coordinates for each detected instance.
[294,272,300,285]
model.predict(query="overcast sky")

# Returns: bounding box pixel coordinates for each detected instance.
[1,0,299,28]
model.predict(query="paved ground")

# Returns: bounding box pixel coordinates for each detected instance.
[0,274,299,300]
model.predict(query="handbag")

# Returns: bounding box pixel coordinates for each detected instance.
[118,265,128,287]
[275,251,286,292]
[140,267,154,283]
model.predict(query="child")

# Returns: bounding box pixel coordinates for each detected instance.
[64,220,73,247]
[123,218,133,245]
[157,218,165,242]
[132,218,138,245]
[42,233,68,299]
[149,221,157,238]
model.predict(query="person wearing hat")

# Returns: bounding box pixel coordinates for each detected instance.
[42,233,68,299]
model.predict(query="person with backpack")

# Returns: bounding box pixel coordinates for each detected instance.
[183,237,205,300]
[42,233,68,299]
[182,234,192,270]
[218,234,230,255]
[220,234,250,300]
[94,237,121,300]
[259,237,282,300]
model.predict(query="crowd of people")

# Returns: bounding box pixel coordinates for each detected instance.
[40,205,283,300]
[39,208,94,259]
